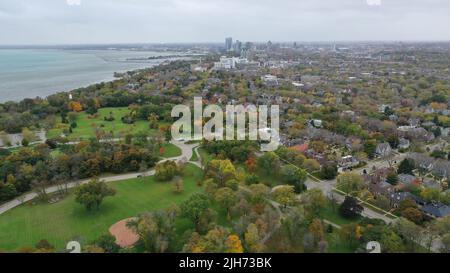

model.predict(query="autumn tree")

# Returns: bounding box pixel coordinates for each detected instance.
[244,223,265,253]
[309,219,325,244]
[155,160,179,181]
[127,208,177,253]
[272,185,296,209]
[205,159,237,188]
[183,227,243,253]
[69,101,83,112]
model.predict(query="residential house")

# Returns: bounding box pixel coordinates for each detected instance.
[339,155,360,169]
[375,143,393,157]
[369,181,395,198]
[398,174,420,187]
[398,138,410,150]
[421,203,450,218]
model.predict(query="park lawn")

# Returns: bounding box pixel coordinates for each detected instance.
[320,201,361,226]
[327,233,357,253]
[47,107,161,141]
[198,148,213,165]
[0,164,203,252]
[190,149,199,161]
[161,143,182,158]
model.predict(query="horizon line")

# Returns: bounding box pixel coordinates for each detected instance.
[1,40,450,47]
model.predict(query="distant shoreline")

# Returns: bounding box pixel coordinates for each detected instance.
[0,49,191,103]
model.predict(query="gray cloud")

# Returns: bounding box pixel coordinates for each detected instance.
[0,0,449,44]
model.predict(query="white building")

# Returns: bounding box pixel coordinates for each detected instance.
[213,57,250,70]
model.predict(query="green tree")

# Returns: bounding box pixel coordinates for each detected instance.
[398,159,415,175]
[339,196,363,219]
[302,189,327,217]
[364,139,377,159]
[94,234,120,253]
[336,172,366,195]
[386,172,399,185]
[180,193,210,231]
[214,187,237,219]
[280,165,307,193]
[75,179,116,211]
[257,152,281,175]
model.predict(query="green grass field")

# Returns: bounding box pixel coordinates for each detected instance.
[320,201,361,226]
[0,164,203,251]
[161,143,182,158]
[198,147,214,166]
[47,107,163,141]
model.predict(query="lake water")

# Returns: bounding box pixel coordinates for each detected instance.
[0,49,175,102]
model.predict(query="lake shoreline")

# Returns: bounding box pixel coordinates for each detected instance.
[0,49,188,103]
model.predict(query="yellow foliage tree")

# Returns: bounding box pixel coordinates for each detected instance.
[69,101,83,112]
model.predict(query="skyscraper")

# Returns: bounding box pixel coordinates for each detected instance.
[234,40,242,53]
[225,37,233,51]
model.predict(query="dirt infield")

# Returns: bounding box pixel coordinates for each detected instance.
[109,217,139,248]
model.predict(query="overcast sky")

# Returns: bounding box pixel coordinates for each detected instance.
[0,0,449,44]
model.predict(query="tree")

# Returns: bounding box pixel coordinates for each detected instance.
[128,208,177,253]
[401,207,423,224]
[338,223,360,248]
[0,182,17,202]
[302,189,327,217]
[309,219,325,243]
[364,139,377,159]
[94,234,120,253]
[183,227,243,253]
[244,223,265,253]
[35,240,54,251]
[75,179,116,211]
[441,234,450,253]
[336,172,366,195]
[225,235,244,253]
[302,159,321,173]
[214,187,237,219]
[248,184,270,206]
[394,218,422,252]
[180,193,210,231]
[386,172,399,185]
[68,101,83,112]
[205,159,237,188]
[339,196,363,219]
[372,195,390,211]
[172,176,184,194]
[320,163,338,180]
[398,158,415,175]
[257,152,280,175]
[420,188,441,203]
[280,165,307,193]
[155,160,179,181]
[272,185,296,209]
[245,157,257,173]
